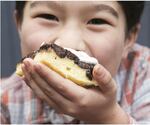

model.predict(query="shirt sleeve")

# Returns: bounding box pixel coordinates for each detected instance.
[0,102,11,124]
[130,51,150,123]
[131,79,150,123]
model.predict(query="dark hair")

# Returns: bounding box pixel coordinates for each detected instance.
[15,1,26,23]
[118,1,145,32]
[15,1,144,32]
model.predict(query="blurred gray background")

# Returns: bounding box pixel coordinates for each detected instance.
[1,1,150,78]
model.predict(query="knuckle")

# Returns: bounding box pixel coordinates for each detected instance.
[74,91,87,108]
[111,80,117,93]
[45,73,51,80]
[103,71,111,84]
[78,97,87,109]
[67,107,77,115]
[35,92,45,100]
[45,88,54,97]
[44,85,51,92]
[106,79,117,95]
[31,74,36,80]
[30,71,37,80]
[57,84,66,92]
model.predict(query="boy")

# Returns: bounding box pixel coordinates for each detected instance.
[1,1,150,124]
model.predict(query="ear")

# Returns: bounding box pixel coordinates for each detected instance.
[122,24,140,59]
[13,10,22,36]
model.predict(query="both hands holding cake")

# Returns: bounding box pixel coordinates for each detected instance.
[20,56,128,123]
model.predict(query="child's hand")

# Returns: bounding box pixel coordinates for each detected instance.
[22,58,128,123]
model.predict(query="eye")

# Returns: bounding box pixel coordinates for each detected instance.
[35,14,59,22]
[87,18,109,25]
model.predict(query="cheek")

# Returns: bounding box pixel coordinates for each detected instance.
[20,21,57,56]
[86,31,125,76]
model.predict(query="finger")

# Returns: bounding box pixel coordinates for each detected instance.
[31,73,73,114]
[23,59,74,113]
[21,62,60,111]
[24,58,87,101]
[21,63,32,83]
[93,64,116,93]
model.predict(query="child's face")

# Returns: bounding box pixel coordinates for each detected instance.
[17,1,130,77]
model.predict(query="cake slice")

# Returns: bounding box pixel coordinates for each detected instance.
[16,43,98,87]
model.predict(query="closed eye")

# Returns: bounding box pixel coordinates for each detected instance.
[87,18,109,25]
[35,14,59,22]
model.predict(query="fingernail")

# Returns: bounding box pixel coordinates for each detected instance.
[94,64,101,76]
[23,59,30,68]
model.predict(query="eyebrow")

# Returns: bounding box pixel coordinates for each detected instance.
[30,2,118,19]
[93,4,119,19]
[30,1,63,10]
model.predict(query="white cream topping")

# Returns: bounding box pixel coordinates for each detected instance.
[65,48,98,64]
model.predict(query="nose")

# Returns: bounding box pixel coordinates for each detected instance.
[54,22,86,51]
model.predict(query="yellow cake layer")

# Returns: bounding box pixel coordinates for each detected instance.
[16,50,97,87]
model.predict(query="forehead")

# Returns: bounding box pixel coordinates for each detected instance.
[29,1,120,8]
[26,1,123,15]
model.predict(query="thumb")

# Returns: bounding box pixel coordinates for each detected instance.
[93,64,116,93]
